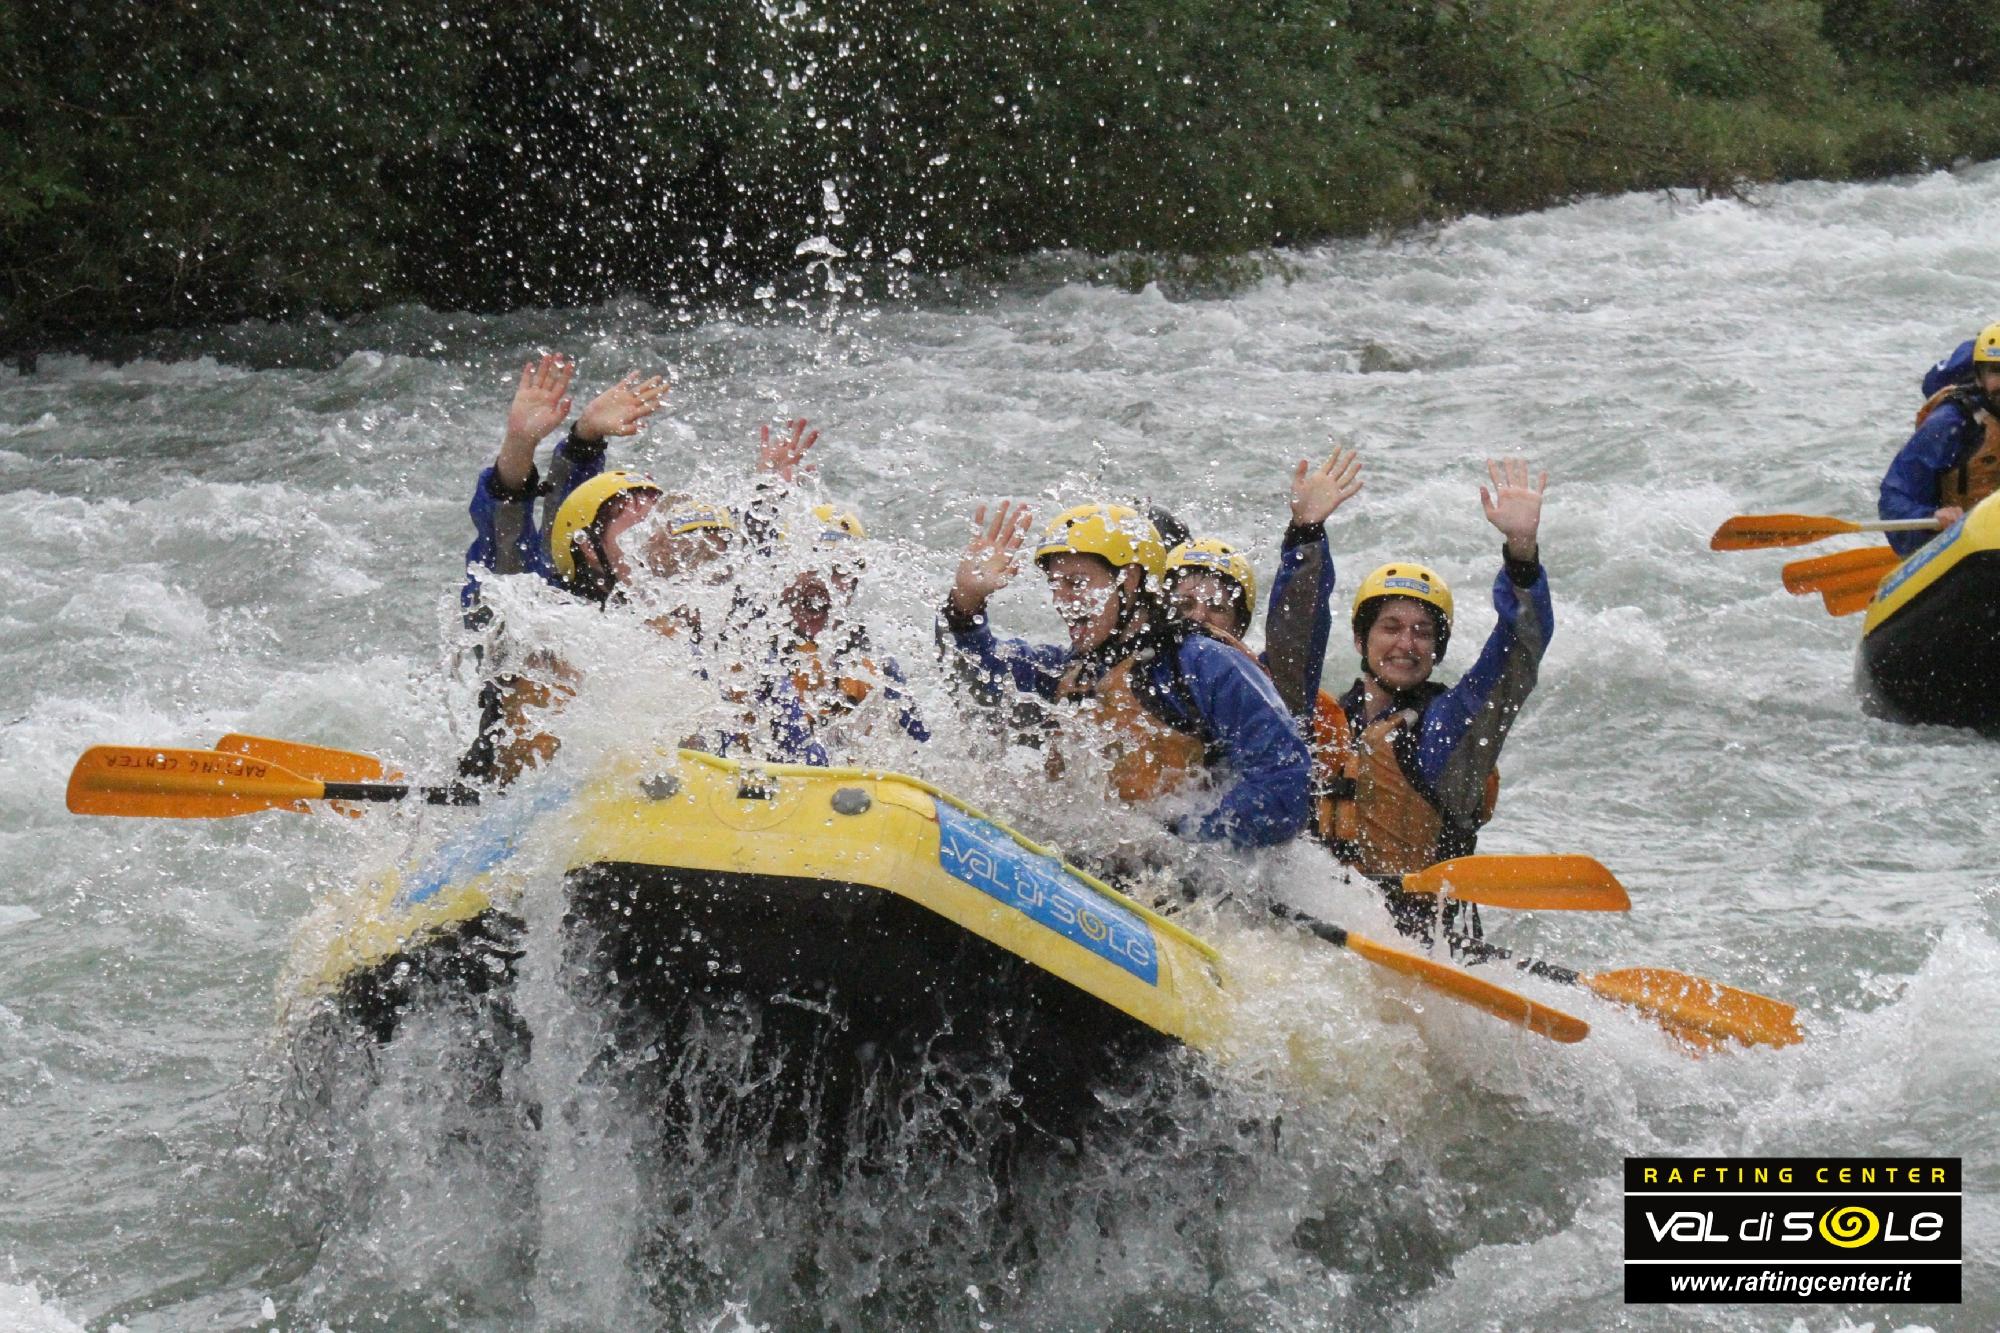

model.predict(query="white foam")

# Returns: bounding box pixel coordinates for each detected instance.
[0,1283,89,1333]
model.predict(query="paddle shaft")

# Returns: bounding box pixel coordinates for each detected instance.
[1299,915,1357,951]
[1846,519,1943,533]
[1446,932,1580,984]
[323,781,481,805]
[1269,904,1590,1042]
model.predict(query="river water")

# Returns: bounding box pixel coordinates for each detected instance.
[2,165,1996,1330]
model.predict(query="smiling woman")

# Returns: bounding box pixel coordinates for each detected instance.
[1304,462,1552,896]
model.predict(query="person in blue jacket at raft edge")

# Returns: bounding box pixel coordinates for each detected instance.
[1881,321,2000,556]
[457,353,830,782]
[458,351,664,783]
[1300,458,1554,942]
[937,500,1310,850]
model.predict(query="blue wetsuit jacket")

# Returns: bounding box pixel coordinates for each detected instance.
[462,430,609,610]
[940,610,1310,848]
[1879,397,1983,556]
[1922,340,1975,399]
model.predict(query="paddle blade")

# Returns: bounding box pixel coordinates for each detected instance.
[1821,584,1876,617]
[1710,514,1859,551]
[215,734,394,783]
[1584,967,1803,1050]
[67,746,325,819]
[1402,855,1631,912]
[1781,546,1900,595]
[1654,1016,1728,1055]
[1342,930,1591,1042]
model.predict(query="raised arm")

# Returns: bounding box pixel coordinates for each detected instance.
[948,500,1033,620]
[494,353,576,493]
[542,370,671,518]
[755,417,822,484]
[937,501,1070,697]
[1413,460,1554,821]
[467,354,578,595]
[576,372,670,445]
[1265,445,1361,718]
[1479,456,1547,564]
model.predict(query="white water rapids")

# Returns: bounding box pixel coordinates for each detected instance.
[2,165,1997,1330]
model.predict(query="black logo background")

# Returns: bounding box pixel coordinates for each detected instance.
[1623,1156,1961,1305]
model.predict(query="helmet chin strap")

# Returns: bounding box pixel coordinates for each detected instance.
[1112,574,1142,640]
[1076,571,1156,672]
[575,530,619,605]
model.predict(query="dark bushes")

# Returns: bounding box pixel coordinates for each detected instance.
[5,0,1998,355]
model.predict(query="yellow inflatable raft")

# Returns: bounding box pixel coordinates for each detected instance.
[289,750,1232,1126]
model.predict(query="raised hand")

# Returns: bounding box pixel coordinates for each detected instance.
[1479,457,1550,562]
[497,352,576,490]
[1290,445,1364,527]
[950,500,1035,617]
[756,417,821,483]
[576,371,669,443]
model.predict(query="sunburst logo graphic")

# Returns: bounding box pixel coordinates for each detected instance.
[1818,1206,1881,1249]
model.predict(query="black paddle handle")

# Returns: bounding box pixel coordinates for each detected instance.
[1267,902,1351,949]
[1448,933,1579,986]
[320,781,482,806]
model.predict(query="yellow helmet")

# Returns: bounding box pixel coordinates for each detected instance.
[1974,322,2000,365]
[660,499,736,537]
[810,502,866,543]
[1352,562,1454,659]
[1034,503,1168,582]
[548,471,662,580]
[1165,538,1256,608]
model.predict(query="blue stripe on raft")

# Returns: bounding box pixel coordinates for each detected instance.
[1875,516,1964,604]
[934,803,1159,986]
[399,781,576,906]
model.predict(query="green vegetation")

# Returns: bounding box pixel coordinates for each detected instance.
[6,0,2000,355]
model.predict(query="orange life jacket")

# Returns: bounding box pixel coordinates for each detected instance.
[1309,689,1499,876]
[486,664,577,786]
[789,640,876,721]
[1049,653,1204,803]
[1913,386,2000,509]
[1048,626,1261,804]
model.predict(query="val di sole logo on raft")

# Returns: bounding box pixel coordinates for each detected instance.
[1623,1156,1962,1304]
[933,803,1158,986]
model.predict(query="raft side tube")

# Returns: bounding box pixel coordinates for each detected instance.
[1858,494,2000,729]
[286,752,1233,1051]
